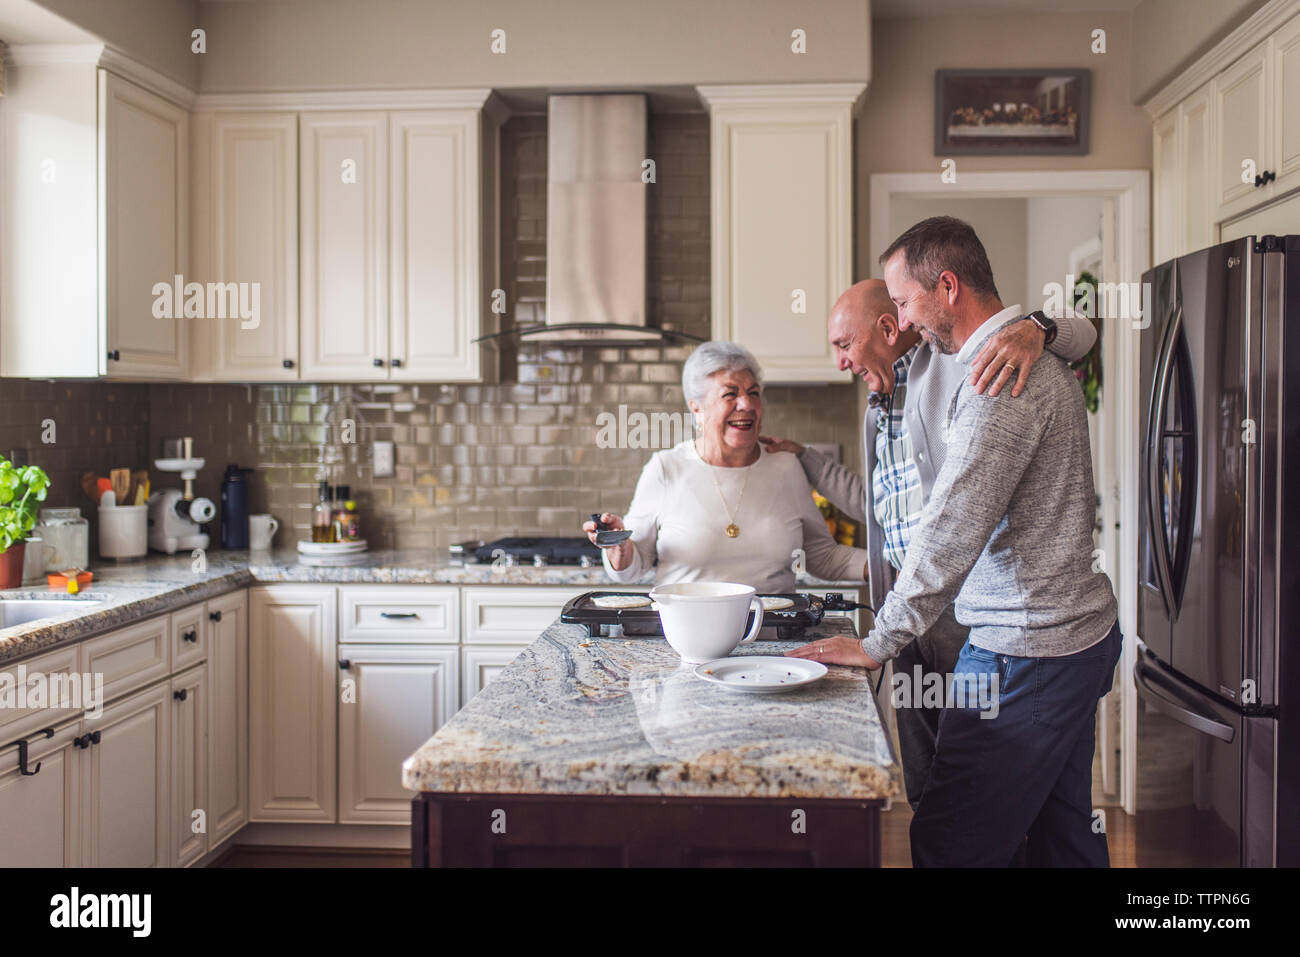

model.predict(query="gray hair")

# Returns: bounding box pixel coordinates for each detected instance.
[681,341,764,408]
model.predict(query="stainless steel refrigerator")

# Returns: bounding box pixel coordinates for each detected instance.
[1136,234,1297,867]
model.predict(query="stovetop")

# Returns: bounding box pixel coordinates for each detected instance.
[451,537,602,567]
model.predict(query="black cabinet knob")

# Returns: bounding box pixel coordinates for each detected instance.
[107,350,120,361]
[338,659,352,670]
[390,358,402,367]
[173,688,188,702]
[73,734,89,750]
[209,610,222,623]
[373,358,384,367]
[182,630,197,643]
[89,731,101,745]
[283,358,295,369]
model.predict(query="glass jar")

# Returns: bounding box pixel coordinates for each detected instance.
[37,507,90,571]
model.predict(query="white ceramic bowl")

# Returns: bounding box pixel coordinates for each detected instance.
[648,581,765,664]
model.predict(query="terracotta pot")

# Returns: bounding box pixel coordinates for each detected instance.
[0,542,26,590]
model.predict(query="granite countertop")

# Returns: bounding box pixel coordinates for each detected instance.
[401,616,901,801]
[0,548,867,665]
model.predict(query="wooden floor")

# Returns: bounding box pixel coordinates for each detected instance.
[208,804,1158,867]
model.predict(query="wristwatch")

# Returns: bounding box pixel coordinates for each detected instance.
[1025,310,1058,347]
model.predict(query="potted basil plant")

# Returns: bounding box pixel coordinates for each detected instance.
[0,458,51,589]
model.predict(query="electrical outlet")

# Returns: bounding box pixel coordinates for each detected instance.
[372,440,395,478]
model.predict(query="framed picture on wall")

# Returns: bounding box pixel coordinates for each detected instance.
[935,68,1090,155]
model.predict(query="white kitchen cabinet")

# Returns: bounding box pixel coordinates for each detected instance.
[1273,12,1300,195]
[0,721,82,867]
[1,61,188,379]
[1153,82,1216,263]
[461,585,622,644]
[1152,107,1182,267]
[192,112,300,380]
[99,70,189,379]
[1214,42,1271,223]
[79,613,171,704]
[696,84,865,384]
[170,664,208,867]
[461,645,529,704]
[299,113,390,381]
[249,585,337,822]
[80,681,171,867]
[337,644,457,824]
[207,589,249,847]
[339,585,459,644]
[0,645,85,744]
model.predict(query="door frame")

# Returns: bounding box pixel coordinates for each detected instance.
[870,170,1150,814]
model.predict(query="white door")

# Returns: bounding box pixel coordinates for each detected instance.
[99,70,188,378]
[207,113,300,379]
[80,682,170,867]
[300,112,389,380]
[337,644,457,823]
[170,664,208,867]
[207,590,249,846]
[249,586,337,822]
[0,722,81,867]
[389,110,483,381]
[1214,42,1271,222]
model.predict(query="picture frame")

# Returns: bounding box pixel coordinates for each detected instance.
[935,68,1090,156]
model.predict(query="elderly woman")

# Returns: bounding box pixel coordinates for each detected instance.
[583,341,868,592]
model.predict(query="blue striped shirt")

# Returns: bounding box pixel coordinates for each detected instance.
[871,347,925,571]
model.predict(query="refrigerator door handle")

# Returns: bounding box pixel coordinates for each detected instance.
[1144,300,1182,616]
[1134,655,1235,743]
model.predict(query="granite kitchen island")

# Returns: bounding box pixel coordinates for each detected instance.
[402,616,901,867]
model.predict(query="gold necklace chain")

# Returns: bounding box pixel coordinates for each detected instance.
[697,441,752,538]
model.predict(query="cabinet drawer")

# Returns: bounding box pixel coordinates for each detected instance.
[339,586,458,643]
[171,603,207,671]
[461,586,619,644]
[0,646,87,742]
[79,615,171,704]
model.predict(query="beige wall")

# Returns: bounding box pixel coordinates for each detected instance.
[192,0,871,92]
[1130,0,1269,103]
[31,0,200,87]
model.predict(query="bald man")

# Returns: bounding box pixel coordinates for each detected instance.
[763,278,1097,810]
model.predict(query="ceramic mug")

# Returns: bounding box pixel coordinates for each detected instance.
[648,581,765,664]
[248,514,280,551]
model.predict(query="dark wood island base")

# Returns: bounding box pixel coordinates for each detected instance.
[411,792,884,867]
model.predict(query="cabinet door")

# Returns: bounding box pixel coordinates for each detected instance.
[0,722,81,867]
[208,113,300,380]
[170,664,208,867]
[1181,84,1215,256]
[79,613,171,704]
[389,110,483,381]
[80,682,170,867]
[1215,42,1271,220]
[461,586,621,644]
[700,87,860,384]
[249,586,337,822]
[172,601,207,673]
[99,70,188,378]
[337,644,457,824]
[1152,107,1182,265]
[207,590,249,846]
[461,645,529,705]
[1273,14,1300,195]
[300,113,388,380]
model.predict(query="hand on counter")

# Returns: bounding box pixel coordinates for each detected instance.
[787,635,881,670]
[582,512,633,570]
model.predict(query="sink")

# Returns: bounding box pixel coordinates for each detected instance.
[0,599,104,629]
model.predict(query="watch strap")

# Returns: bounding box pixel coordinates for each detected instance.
[1027,309,1058,346]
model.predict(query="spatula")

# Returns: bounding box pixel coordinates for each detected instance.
[590,512,632,548]
[110,468,131,504]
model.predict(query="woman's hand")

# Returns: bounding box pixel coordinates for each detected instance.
[786,636,881,669]
[582,512,633,570]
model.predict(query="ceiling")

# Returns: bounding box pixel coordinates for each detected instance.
[873,0,1140,16]
[0,0,97,45]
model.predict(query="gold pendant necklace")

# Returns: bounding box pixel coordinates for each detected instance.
[698,441,751,538]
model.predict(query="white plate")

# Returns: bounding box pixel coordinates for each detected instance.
[297,539,368,555]
[693,655,827,694]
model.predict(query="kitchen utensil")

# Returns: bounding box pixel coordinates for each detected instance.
[47,569,93,591]
[146,489,214,554]
[131,470,148,506]
[99,490,116,508]
[80,472,100,503]
[694,656,827,694]
[561,591,825,639]
[136,478,150,505]
[248,514,279,550]
[648,581,765,664]
[96,477,111,503]
[110,468,131,503]
[590,512,633,548]
[98,503,147,559]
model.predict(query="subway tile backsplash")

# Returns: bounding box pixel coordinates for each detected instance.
[7,112,860,556]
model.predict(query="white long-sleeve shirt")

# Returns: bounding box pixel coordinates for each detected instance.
[603,440,868,593]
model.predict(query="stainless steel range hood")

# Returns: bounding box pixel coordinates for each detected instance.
[479,93,699,346]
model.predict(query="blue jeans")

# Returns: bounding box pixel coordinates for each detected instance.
[909,620,1122,867]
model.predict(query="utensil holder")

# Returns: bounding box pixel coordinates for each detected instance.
[98,505,148,559]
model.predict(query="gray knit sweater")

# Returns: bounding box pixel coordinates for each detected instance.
[860,322,1118,662]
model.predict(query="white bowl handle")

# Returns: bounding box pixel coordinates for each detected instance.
[739,596,765,645]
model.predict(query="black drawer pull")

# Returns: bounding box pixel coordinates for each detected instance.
[373,358,384,367]
[107,349,120,361]
[209,610,222,623]
[173,688,188,702]
[11,728,54,775]
[390,358,402,367]
[282,358,295,369]
[182,630,198,643]
[379,611,419,619]
[339,659,352,670]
